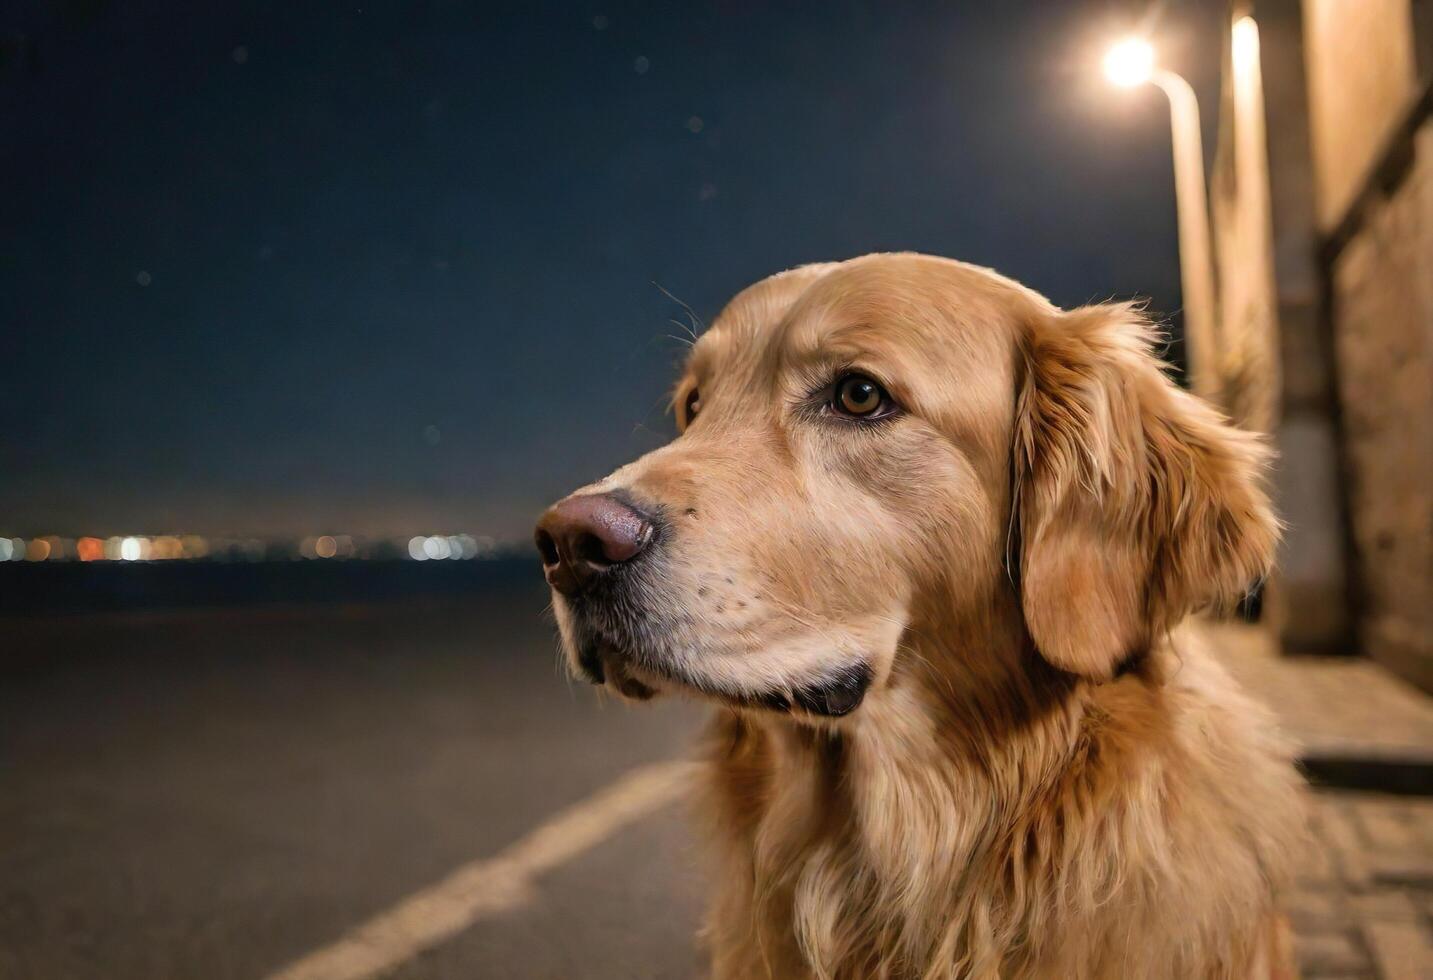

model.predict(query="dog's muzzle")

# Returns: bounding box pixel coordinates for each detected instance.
[535,491,873,718]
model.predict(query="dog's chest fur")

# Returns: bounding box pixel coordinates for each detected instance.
[696,643,1303,980]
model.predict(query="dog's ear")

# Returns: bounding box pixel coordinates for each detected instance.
[1012,303,1278,679]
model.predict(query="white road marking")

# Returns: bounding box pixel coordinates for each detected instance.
[262,761,693,980]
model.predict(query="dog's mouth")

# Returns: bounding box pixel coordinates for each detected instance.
[749,663,872,717]
[573,627,872,719]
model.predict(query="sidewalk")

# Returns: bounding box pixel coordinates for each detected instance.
[1208,622,1433,979]
[1208,622,1433,763]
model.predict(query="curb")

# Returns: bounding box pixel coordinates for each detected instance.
[1299,751,1433,797]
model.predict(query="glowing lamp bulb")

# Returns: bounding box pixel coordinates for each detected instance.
[1232,17,1260,76]
[1103,38,1155,88]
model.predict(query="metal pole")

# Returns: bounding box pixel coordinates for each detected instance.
[1152,69,1220,401]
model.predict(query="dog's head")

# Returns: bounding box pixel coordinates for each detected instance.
[536,254,1276,719]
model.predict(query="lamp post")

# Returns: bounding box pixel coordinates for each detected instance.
[1103,38,1220,401]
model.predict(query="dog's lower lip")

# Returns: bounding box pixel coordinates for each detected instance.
[774,663,872,717]
[574,620,870,717]
[790,668,869,716]
[622,653,871,719]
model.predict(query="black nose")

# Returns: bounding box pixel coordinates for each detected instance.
[535,492,654,596]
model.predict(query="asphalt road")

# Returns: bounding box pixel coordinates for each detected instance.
[0,579,708,979]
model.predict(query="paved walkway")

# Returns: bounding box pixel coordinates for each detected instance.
[1208,623,1433,979]
[1207,622,1433,760]
[1291,793,1433,978]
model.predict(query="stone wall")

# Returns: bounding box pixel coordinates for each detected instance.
[1298,0,1431,689]
[1326,121,1433,690]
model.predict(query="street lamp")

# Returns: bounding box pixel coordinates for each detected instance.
[1102,37,1219,400]
[1103,38,1155,88]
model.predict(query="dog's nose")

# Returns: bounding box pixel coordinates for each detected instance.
[534,492,654,596]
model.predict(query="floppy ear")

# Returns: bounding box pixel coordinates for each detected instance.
[1012,303,1279,679]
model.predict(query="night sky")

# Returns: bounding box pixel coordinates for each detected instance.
[2,0,1223,542]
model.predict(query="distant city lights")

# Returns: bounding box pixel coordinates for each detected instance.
[407,534,485,562]
[0,532,504,563]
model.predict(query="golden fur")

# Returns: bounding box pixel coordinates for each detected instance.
[543,254,1305,979]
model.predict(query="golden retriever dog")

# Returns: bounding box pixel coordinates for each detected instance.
[536,253,1304,979]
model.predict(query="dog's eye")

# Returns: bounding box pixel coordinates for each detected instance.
[682,387,701,427]
[833,374,891,419]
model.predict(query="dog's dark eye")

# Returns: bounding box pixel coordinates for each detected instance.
[832,374,892,419]
[682,387,701,427]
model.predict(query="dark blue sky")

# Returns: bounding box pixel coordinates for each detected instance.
[2,0,1221,541]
